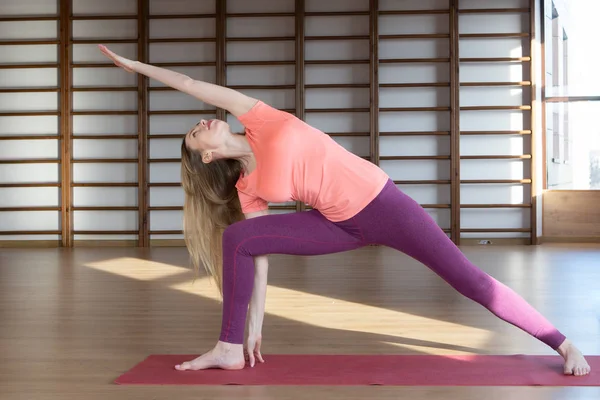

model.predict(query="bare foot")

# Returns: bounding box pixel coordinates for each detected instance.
[175,341,245,371]
[557,339,591,376]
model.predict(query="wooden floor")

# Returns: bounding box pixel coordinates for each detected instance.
[1,244,599,399]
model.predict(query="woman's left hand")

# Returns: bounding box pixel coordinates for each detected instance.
[98,44,136,72]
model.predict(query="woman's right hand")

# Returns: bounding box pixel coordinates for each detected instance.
[98,44,136,72]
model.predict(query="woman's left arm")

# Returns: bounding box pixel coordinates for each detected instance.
[98,44,257,117]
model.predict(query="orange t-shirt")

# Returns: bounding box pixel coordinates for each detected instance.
[235,101,389,222]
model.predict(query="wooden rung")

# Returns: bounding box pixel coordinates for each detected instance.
[0,135,59,140]
[226,36,295,42]
[72,159,138,163]
[461,155,532,160]
[71,111,138,115]
[0,111,60,116]
[149,206,182,211]
[421,204,451,208]
[304,59,370,65]
[148,110,216,115]
[461,204,531,208]
[0,159,60,164]
[71,63,117,68]
[460,105,532,111]
[461,81,532,87]
[305,35,370,41]
[71,39,138,44]
[0,206,60,212]
[460,57,531,62]
[226,12,296,17]
[460,130,532,135]
[305,108,370,113]
[379,34,450,39]
[393,180,451,184]
[73,135,138,140]
[378,10,449,15]
[149,158,181,163]
[0,87,60,93]
[0,183,60,188]
[72,86,138,92]
[72,206,138,211]
[71,14,137,20]
[380,82,449,88]
[459,8,530,14]
[460,228,531,233]
[148,134,185,139]
[0,230,61,235]
[304,11,370,16]
[327,132,370,137]
[148,183,181,187]
[73,230,139,235]
[71,183,138,187]
[0,40,59,45]
[380,131,450,136]
[380,155,450,160]
[380,107,450,112]
[225,60,296,66]
[148,230,182,235]
[461,179,532,184]
[459,33,529,38]
[149,14,216,19]
[0,63,58,69]
[379,58,449,63]
[149,38,216,43]
[305,83,370,88]
[0,15,59,21]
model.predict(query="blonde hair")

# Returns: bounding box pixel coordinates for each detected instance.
[181,139,245,295]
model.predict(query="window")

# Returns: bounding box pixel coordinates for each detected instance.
[543,0,600,190]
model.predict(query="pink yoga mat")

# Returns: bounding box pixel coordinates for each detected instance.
[115,354,599,386]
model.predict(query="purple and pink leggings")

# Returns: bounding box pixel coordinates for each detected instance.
[219,179,566,350]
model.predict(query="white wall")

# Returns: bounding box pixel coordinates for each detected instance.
[0,0,535,244]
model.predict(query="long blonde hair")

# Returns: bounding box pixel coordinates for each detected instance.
[180,139,245,295]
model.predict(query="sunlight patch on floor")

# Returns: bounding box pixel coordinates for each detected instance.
[82,256,493,354]
[83,257,191,281]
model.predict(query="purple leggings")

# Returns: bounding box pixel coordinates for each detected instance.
[219,179,566,350]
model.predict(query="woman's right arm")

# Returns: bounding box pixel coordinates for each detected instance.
[98,45,258,117]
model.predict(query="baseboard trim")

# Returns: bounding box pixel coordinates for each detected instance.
[150,239,186,247]
[73,240,140,247]
[0,238,538,248]
[0,240,61,248]
[459,238,531,246]
[539,236,600,244]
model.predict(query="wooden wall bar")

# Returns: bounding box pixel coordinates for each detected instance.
[450,0,460,243]
[295,0,306,213]
[60,0,72,246]
[137,0,149,246]
[457,0,534,244]
[0,0,538,246]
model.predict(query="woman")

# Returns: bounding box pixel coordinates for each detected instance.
[98,45,590,376]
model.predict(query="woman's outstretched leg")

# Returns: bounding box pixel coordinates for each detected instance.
[219,210,365,344]
[353,180,590,376]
